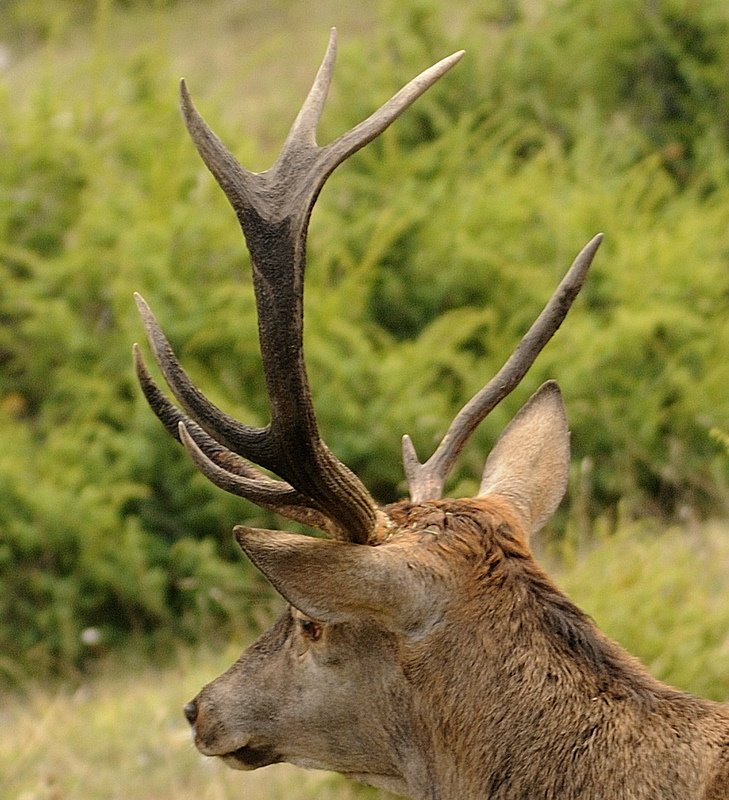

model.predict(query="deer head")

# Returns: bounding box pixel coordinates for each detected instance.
[132,29,636,800]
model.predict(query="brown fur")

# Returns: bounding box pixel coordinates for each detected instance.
[390,499,729,799]
[187,497,729,799]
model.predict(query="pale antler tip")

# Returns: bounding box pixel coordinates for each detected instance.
[179,79,191,110]
[132,340,160,388]
[576,233,604,268]
[321,27,337,66]
[179,79,194,115]
[179,79,202,129]
[323,28,338,61]
[433,49,466,76]
[132,342,151,383]
[401,434,421,473]
[133,293,157,328]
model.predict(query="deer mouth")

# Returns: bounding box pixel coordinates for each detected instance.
[220,743,282,771]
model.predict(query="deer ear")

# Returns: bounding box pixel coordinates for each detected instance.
[234,526,444,633]
[479,381,569,536]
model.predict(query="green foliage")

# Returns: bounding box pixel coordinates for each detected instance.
[712,427,729,456]
[0,30,273,681]
[326,0,729,511]
[1,0,729,682]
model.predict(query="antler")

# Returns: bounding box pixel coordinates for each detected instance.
[402,233,603,502]
[134,29,464,544]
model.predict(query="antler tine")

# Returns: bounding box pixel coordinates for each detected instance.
[403,233,603,503]
[134,342,342,535]
[284,27,337,148]
[134,342,276,488]
[136,32,463,544]
[181,29,465,223]
[134,293,271,463]
[134,340,273,483]
[179,79,255,221]
[320,47,465,178]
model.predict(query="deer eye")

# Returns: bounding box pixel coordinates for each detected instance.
[297,617,323,642]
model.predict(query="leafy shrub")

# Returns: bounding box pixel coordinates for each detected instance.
[1,0,729,681]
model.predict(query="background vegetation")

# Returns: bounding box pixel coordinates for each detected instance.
[1,0,729,797]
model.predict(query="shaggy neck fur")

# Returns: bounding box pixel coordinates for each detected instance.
[382,498,729,800]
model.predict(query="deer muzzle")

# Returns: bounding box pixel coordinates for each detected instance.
[183,693,282,770]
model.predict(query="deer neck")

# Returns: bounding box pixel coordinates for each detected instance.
[398,544,687,800]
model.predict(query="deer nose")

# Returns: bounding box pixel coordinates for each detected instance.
[183,700,198,726]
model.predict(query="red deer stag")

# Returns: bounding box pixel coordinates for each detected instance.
[134,28,729,800]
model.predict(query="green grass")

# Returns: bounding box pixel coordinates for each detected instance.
[555,519,729,702]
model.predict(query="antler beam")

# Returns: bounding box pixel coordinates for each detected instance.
[135,29,464,543]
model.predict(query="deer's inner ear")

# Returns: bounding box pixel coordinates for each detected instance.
[235,525,445,633]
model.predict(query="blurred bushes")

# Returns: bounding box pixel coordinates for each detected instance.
[0,37,272,680]
[0,0,728,681]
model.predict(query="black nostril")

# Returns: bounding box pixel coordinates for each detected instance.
[183,700,198,726]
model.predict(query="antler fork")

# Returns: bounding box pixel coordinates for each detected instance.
[402,232,603,502]
[134,29,465,544]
